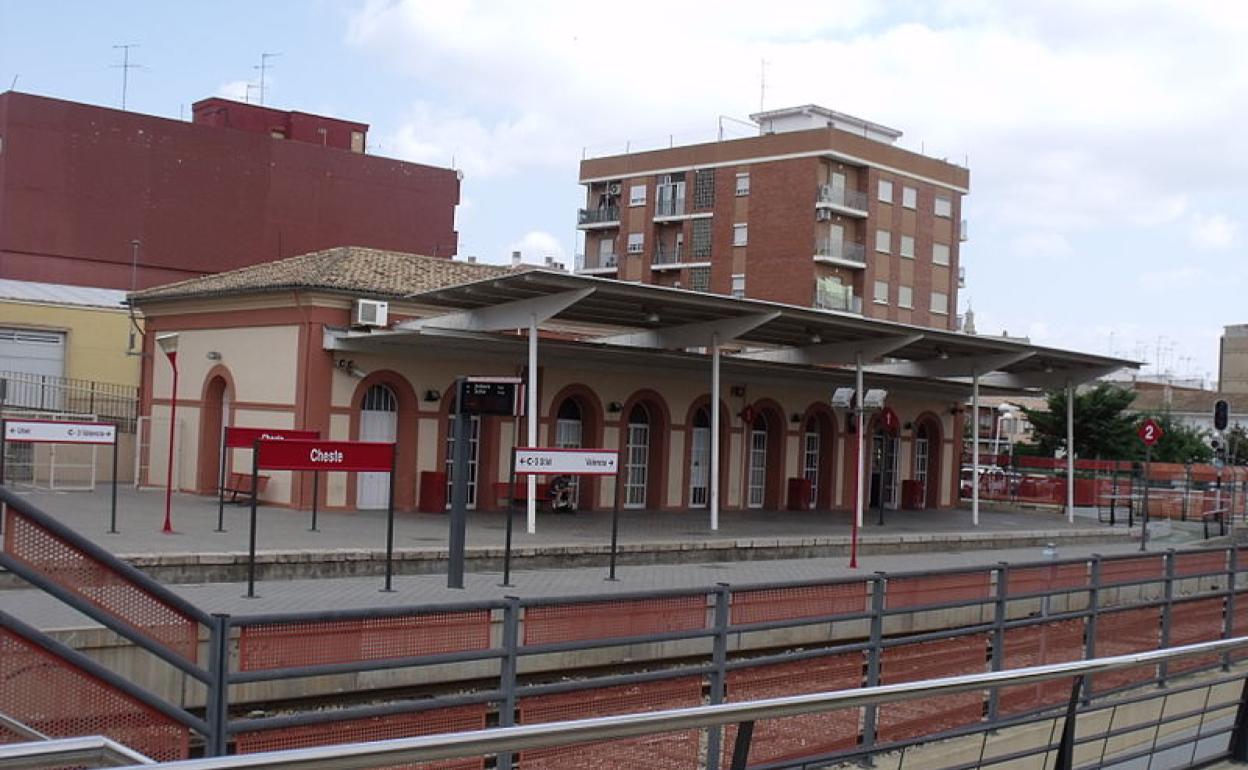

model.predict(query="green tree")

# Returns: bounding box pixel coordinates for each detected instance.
[1226,423,1248,465]
[1019,383,1139,459]
[1142,411,1212,464]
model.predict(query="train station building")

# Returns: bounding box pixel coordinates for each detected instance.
[130,246,1131,525]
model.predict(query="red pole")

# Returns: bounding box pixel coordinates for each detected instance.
[162,352,178,534]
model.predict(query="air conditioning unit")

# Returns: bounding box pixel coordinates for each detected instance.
[816,209,833,222]
[607,182,622,196]
[818,184,833,198]
[352,299,389,328]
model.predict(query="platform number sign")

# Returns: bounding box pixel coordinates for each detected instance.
[1138,418,1163,447]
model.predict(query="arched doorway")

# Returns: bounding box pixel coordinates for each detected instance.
[868,417,901,510]
[358,384,397,509]
[196,373,231,493]
[688,406,711,508]
[624,404,651,509]
[801,409,836,510]
[555,398,584,507]
[746,413,770,508]
[913,414,944,509]
[444,405,481,510]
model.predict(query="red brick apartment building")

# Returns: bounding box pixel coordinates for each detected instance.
[0,91,460,290]
[576,105,969,330]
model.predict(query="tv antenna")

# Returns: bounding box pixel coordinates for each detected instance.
[759,58,768,113]
[111,44,142,110]
[255,52,281,106]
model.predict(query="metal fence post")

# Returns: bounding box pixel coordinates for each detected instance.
[706,584,730,770]
[988,563,1008,723]
[206,613,230,756]
[1159,550,1175,686]
[1227,547,1239,672]
[1231,676,1248,762]
[497,597,521,770]
[1054,675,1085,770]
[1085,556,1101,698]
[861,574,886,757]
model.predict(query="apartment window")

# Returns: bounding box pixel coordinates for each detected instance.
[878,179,893,203]
[627,232,644,254]
[933,242,951,265]
[693,169,716,209]
[900,235,915,259]
[731,274,746,298]
[691,218,713,259]
[931,291,949,315]
[733,223,748,247]
[875,229,891,253]
[934,196,952,218]
[629,184,647,207]
[690,266,711,292]
[873,280,889,305]
[898,286,914,309]
[735,172,750,196]
[902,186,917,209]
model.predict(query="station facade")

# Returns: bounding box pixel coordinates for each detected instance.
[131,246,1128,520]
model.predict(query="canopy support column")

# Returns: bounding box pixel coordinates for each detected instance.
[711,332,721,530]
[855,353,865,530]
[1066,379,1075,524]
[527,314,538,534]
[972,369,980,527]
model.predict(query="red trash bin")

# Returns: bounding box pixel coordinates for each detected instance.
[418,471,447,513]
[901,480,925,510]
[787,478,812,510]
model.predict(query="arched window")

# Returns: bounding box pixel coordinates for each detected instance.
[358,385,397,509]
[689,407,711,507]
[748,413,768,508]
[803,416,821,509]
[624,404,650,508]
[555,398,584,506]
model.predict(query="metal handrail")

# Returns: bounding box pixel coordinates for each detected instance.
[0,735,155,768]
[112,636,1248,769]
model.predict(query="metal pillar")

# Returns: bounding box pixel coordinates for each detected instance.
[855,353,865,530]
[1066,379,1075,523]
[972,369,980,527]
[710,332,721,531]
[527,315,538,534]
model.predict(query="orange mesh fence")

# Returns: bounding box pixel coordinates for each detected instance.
[0,626,189,761]
[998,620,1085,715]
[721,653,864,767]
[522,595,706,647]
[730,581,868,626]
[1007,563,1088,596]
[876,634,988,743]
[1094,607,1160,692]
[1098,555,1164,586]
[2,507,200,664]
[1174,550,1227,578]
[1168,598,1225,674]
[517,677,703,769]
[885,571,991,610]
[239,610,491,671]
[234,704,488,770]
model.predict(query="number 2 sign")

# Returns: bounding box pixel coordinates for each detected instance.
[1138,418,1163,447]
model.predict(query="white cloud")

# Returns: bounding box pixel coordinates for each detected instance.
[505,230,566,266]
[1009,231,1072,260]
[216,80,252,102]
[1137,266,1208,291]
[1189,213,1237,250]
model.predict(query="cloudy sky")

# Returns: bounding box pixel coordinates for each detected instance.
[2,1,1245,383]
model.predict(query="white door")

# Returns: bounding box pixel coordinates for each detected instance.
[914,436,930,508]
[624,407,650,509]
[803,428,821,509]
[357,385,397,510]
[830,172,846,202]
[689,414,710,508]
[0,328,66,409]
[748,418,767,508]
[555,415,583,507]
[445,414,481,509]
[828,223,844,256]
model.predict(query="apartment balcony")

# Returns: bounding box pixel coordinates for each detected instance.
[577,205,620,229]
[651,244,710,270]
[654,197,685,219]
[814,238,866,268]
[814,284,862,314]
[815,185,869,217]
[575,252,619,274]
[960,218,969,242]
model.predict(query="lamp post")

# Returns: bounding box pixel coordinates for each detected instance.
[156,333,179,534]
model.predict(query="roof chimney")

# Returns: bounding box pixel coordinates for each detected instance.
[511,250,522,267]
[465,255,477,264]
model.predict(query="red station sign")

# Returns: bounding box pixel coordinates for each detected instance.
[880,406,901,435]
[256,439,395,472]
[1138,418,1163,447]
[225,427,319,449]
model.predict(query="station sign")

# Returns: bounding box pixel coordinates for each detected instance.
[225,427,319,449]
[513,448,619,476]
[459,376,524,416]
[1138,418,1163,447]
[256,439,395,472]
[4,419,116,445]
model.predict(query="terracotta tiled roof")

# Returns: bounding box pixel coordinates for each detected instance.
[130,246,525,303]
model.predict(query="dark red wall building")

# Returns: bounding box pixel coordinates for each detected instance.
[0,91,460,290]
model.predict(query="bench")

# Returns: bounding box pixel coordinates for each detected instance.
[492,480,552,508]
[224,472,270,504]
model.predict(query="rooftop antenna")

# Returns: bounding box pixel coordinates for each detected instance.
[244,83,260,104]
[111,44,141,110]
[8,74,17,91]
[255,52,281,106]
[759,58,768,113]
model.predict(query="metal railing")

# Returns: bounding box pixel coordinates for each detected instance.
[816,184,868,212]
[0,371,138,432]
[815,238,866,264]
[815,283,859,312]
[576,205,619,225]
[107,637,1248,769]
[0,735,155,768]
[574,252,618,272]
[652,244,687,265]
[655,196,686,217]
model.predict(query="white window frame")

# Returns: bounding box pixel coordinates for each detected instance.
[873,280,889,305]
[629,184,647,207]
[731,273,746,298]
[875,229,891,253]
[933,242,950,266]
[902,186,917,209]
[735,172,750,196]
[898,285,914,309]
[934,196,952,218]
[733,223,748,247]
[627,232,644,254]
[900,235,915,259]
[878,179,893,203]
[931,291,949,315]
